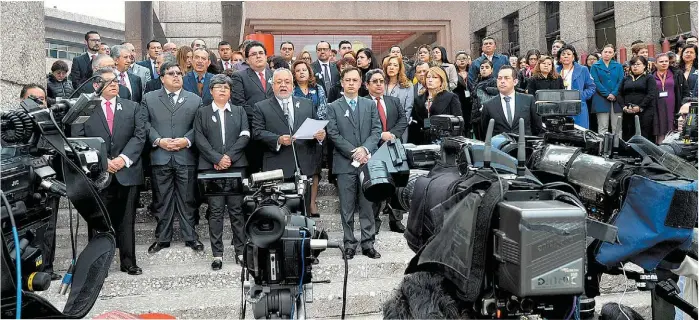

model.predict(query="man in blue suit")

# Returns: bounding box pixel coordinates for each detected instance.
[183,48,214,106]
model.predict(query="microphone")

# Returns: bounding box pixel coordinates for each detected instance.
[483,119,495,169]
[24,272,52,292]
[516,118,526,176]
[282,101,306,200]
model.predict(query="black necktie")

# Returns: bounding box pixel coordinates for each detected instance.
[168,92,176,107]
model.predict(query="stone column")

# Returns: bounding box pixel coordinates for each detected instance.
[125,1,144,59]
[560,1,596,53]
[0,2,45,110]
[614,2,661,49]
[221,1,243,49]
[691,1,698,36]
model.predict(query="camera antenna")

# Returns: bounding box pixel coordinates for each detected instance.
[484,119,495,169]
[517,118,526,176]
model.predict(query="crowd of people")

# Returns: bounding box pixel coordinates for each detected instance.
[21,30,697,277]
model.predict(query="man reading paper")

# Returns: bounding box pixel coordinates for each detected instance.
[252,68,325,215]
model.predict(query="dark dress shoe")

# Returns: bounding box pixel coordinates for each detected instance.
[49,272,62,281]
[211,259,223,270]
[362,248,381,259]
[390,221,406,233]
[235,255,243,266]
[308,213,321,218]
[186,240,204,252]
[312,257,320,265]
[120,265,143,275]
[344,248,355,260]
[148,242,170,254]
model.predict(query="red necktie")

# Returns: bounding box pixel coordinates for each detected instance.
[258,72,266,91]
[105,101,114,134]
[376,97,387,131]
[225,61,230,70]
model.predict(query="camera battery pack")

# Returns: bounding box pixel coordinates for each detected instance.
[494,199,586,297]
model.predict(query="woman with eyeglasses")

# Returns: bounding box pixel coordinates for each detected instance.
[291,60,328,216]
[297,50,313,64]
[383,56,414,142]
[618,56,658,141]
[193,74,250,270]
[408,67,461,144]
[454,52,473,133]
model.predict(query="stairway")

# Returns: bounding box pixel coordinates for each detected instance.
[36,171,652,319]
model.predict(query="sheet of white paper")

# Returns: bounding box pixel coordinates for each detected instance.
[293,119,329,139]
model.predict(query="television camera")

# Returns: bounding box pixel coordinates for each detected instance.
[364,91,697,319]
[1,96,116,319]
[660,100,698,165]
[198,169,342,319]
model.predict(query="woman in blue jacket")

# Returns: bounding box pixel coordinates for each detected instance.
[556,44,596,129]
[590,44,625,134]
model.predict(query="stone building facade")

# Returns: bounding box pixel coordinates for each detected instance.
[469,1,698,59]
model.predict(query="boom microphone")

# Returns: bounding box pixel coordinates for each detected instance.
[484,119,495,169]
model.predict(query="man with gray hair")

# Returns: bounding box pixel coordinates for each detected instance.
[142,60,205,254]
[73,54,130,99]
[145,53,176,94]
[252,68,326,213]
[112,45,143,103]
[122,42,152,88]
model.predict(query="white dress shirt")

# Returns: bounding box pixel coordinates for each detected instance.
[500,92,516,124]
[100,96,132,167]
[118,71,133,95]
[275,97,294,151]
[211,102,232,144]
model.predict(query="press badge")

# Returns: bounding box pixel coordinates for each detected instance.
[659,91,669,98]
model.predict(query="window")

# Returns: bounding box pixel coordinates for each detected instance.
[507,14,520,57]
[593,2,615,51]
[45,41,86,60]
[472,28,487,57]
[661,1,691,39]
[545,1,561,49]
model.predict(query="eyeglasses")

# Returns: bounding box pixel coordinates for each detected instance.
[165,71,183,77]
[370,79,385,84]
[302,57,312,61]
[212,85,230,91]
[281,47,294,51]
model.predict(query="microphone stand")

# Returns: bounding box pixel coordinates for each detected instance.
[283,102,307,216]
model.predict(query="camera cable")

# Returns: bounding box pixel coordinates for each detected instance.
[240,242,249,319]
[1,190,22,319]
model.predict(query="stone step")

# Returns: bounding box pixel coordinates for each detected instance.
[50,250,414,298]
[52,229,410,269]
[57,194,342,225]
[38,277,399,319]
[35,280,653,319]
[53,213,409,247]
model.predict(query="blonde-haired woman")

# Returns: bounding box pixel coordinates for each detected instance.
[383,56,413,141]
[176,46,193,73]
[407,67,461,144]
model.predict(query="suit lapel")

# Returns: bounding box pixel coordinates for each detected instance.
[270,98,288,125]
[159,89,175,113]
[112,97,125,137]
[173,92,187,111]
[264,68,273,95]
[224,107,237,149]
[210,107,224,151]
[248,69,265,93]
[511,94,526,129]
[338,99,357,129]
[492,96,510,128]
[95,101,111,136]
[292,98,308,132]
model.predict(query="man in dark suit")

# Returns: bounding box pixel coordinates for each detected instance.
[311,41,340,95]
[481,65,544,136]
[136,40,162,80]
[73,54,132,99]
[252,68,326,214]
[217,41,235,72]
[194,74,250,269]
[231,40,274,175]
[72,67,146,275]
[183,48,215,106]
[363,69,408,233]
[144,53,175,94]
[70,31,101,89]
[142,60,205,254]
[327,67,382,260]
[112,45,143,103]
[413,61,429,98]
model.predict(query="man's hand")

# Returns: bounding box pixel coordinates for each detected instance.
[313,129,326,142]
[158,138,175,151]
[218,154,231,169]
[278,135,294,146]
[351,147,368,162]
[381,132,394,142]
[214,164,222,171]
[107,157,126,173]
[607,94,616,101]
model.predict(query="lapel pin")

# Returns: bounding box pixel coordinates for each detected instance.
[310,89,316,95]
[267,77,273,84]
[212,115,217,123]
[295,101,300,109]
[116,103,122,111]
[344,110,350,118]
[178,98,184,104]
[316,72,322,79]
